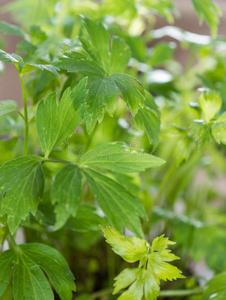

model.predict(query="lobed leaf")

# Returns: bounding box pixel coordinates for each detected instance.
[82,168,147,237]
[0,243,76,300]
[79,142,165,173]
[21,63,60,76]
[51,164,82,230]
[212,112,226,145]
[36,77,87,157]
[0,156,44,234]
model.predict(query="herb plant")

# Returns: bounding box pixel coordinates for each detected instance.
[0,0,226,299]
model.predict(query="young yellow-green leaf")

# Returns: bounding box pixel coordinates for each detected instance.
[0,243,76,300]
[51,164,82,230]
[0,156,44,234]
[203,272,226,300]
[79,142,165,173]
[0,21,29,40]
[148,235,184,281]
[134,92,160,147]
[82,168,147,237]
[100,226,149,263]
[0,49,19,64]
[36,77,87,157]
[192,0,221,36]
[110,73,145,115]
[114,268,160,300]
[85,76,117,133]
[190,120,213,149]
[21,63,60,77]
[199,91,222,123]
[102,228,184,299]
[212,112,226,145]
[0,100,18,117]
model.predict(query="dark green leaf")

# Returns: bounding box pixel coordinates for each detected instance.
[82,167,147,237]
[36,78,87,156]
[134,92,160,146]
[203,273,226,300]
[79,142,165,172]
[110,73,144,115]
[51,164,82,229]
[0,156,44,234]
[0,49,19,64]
[0,243,76,300]
[21,63,60,76]
[85,76,117,133]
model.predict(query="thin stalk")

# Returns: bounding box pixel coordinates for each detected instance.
[19,75,29,156]
[9,234,17,248]
[159,288,203,297]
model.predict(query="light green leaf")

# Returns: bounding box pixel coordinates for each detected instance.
[110,73,145,115]
[51,164,82,230]
[203,272,226,300]
[199,91,222,123]
[79,142,165,173]
[134,91,160,146]
[114,268,160,300]
[0,49,19,64]
[57,52,106,76]
[21,63,60,76]
[0,21,29,40]
[0,100,18,117]
[36,77,87,157]
[0,156,44,234]
[0,243,75,300]
[192,0,221,36]
[148,235,184,281]
[100,226,149,263]
[190,120,213,149]
[85,76,117,133]
[82,168,147,237]
[212,112,226,145]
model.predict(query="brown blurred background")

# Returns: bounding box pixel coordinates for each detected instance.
[0,0,225,105]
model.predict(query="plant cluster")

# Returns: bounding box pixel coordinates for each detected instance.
[0,0,226,299]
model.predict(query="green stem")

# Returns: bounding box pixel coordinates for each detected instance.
[19,75,29,156]
[159,288,203,297]
[9,234,17,248]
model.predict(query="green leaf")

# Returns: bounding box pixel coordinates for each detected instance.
[0,100,18,117]
[0,243,76,300]
[85,76,117,133]
[36,78,87,157]
[100,226,149,263]
[82,168,147,237]
[51,164,82,230]
[0,156,44,234]
[0,49,19,64]
[57,52,106,76]
[0,137,17,165]
[103,228,184,300]
[212,112,226,145]
[79,142,165,173]
[192,0,221,36]
[134,91,160,146]
[190,120,213,149]
[114,268,160,300]
[0,21,29,40]
[21,63,60,76]
[203,272,226,300]
[199,91,222,123]
[110,73,145,115]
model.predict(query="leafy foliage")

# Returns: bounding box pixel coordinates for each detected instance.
[0,243,75,300]
[102,227,184,299]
